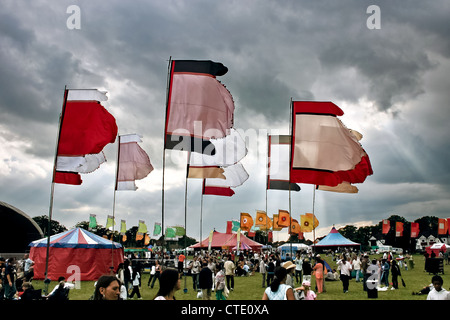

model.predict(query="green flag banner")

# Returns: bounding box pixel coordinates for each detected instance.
[106,215,115,229]
[89,214,97,230]
[153,222,161,236]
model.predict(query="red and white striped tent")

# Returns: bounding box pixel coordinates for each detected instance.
[29,228,124,281]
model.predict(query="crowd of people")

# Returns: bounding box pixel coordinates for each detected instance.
[1,247,449,301]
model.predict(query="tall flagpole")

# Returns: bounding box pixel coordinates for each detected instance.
[44,86,68,295]
[288,98,293,258]
[265,133,269,247]
[184,151,190,293]
[312,185,317,255]
[111,134,121,273]
[162,56,173,255]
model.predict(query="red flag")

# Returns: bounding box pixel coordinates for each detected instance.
[202,180,235,197]
[289,101,373,187]
[226,221,232,234]
[438,219,448,235]
[268,231,273,242]
[298,232,304,240]
[382,219,390,234]
[54,89,118,185]
[395,222,404,237]
[410,222,420,238]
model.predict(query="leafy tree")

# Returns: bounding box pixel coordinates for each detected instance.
[33,215,67,236]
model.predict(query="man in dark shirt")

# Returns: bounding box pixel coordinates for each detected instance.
[4,258,17,300]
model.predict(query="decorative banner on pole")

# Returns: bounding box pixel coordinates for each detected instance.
[289,101,373,187]
[240,213,253,232]
[115,134,154,191]
[382,219,390,234]
[105,215,115,229]
[153,222,162,237]
[88,214,97,230]
[54,89,118,185]
[277,210,290,228]
[120,220,127,235]
[438,218,448,235]
[267,135,300,191]
[208,230,214,251]
[410,222,420,238]
[395,222,404,237]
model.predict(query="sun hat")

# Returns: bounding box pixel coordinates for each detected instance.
[282,261,296,270]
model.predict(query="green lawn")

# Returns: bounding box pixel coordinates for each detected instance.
[31,254,448,300]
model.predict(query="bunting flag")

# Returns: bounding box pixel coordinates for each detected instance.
[290,219,301,234]
[277,210,290,228]
[187,165,226,179]
[438,218,449,235]
[395,222,404,237]
[105,215,115,229]
[175,226,186,238]
[208,230,214,251]
[120,220,127,235]
[240,212,254,232]
[137,220,148,234]
[289,101,373,187]
[268,231,273,242]
[189,128,247,167]
[300,213,319,233]
[272,214,283,231]
[226,220,240,234]
[410,222,420,238]
[153,222,162,237]
[88,214,97,230]
[115,134,154,191]
[165,227,177,240]
[259,218,273,231]
[164,60,235,155]
[54,89,118,185]
[382,219,390,234]
[255,210,269,227]
[267,135,300,191]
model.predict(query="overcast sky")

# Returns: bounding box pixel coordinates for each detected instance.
[1,0,450,243]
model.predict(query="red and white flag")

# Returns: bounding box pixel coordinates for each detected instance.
[115,134,154,191]
[410,222,420,238]
[54,89,118,185]
[382,219,390,234]
[289,101,373,187]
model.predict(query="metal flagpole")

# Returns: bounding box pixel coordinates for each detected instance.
[288,98,293,258]
[183,151,190,293]
[162,56,173,258]
[44,86,68,295]
[111,134,121,273]
[312,185,317,255]
[265,133,269,247]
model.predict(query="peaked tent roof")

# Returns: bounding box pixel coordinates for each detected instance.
[190,231,263,250]
[314,227,360,247]
[29,227,122,249]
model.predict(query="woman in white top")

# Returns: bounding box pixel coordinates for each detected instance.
[262,266,295,300]
[337,256,352,293]
[154,268,181,300]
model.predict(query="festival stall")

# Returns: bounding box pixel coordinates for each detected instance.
[314,227,360,250]
[29,228,124,281]
[190,231,263,251]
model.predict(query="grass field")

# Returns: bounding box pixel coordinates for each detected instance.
[31,254,448,300]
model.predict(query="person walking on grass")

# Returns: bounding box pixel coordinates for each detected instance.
[390,259,401,290]
[337,255,352,293]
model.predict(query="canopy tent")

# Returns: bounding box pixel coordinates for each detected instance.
[314,227,360,248]
[29,228,124,281]
[426,243,449,256]
[190,231,263,251]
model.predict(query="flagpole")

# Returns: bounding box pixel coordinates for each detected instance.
[44,86,68,295]
[111,134,121,273]
[265,133,269,247]
[184,151,190,293]
[162,56,173,255]
[312,185,317,255]
[288,98,293,258]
